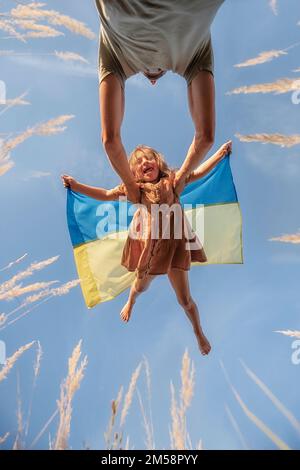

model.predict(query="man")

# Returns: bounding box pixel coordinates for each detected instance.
[95,0,224,202]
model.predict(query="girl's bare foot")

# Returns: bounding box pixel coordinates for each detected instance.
[120,300,134,322]
[195,328,211,355]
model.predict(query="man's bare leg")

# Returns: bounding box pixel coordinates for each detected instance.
[99,73,140,202]
[167,268,211,355]
[174,71,215,192]
[120,273,156,323]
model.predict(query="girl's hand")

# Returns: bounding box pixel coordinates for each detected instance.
[61,174,77,190]
[218,140,232,158]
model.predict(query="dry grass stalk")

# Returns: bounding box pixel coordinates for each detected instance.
[0,256,59,296]
[220,361,291,450]
[104,386,123,450]
[225,404,249,449]
[0,432,10,445]
[0,280,59,301]
[53,340,88,450]
[240,360,300,436]
[170,349,195,450]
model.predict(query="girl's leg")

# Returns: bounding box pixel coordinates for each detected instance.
[120,273,156,322]
[167,268,211,355]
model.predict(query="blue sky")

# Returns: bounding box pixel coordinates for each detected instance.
[0,0,300,450]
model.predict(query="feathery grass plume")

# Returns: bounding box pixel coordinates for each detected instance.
[239,359,300,436]
[0,115,74,163]
[0,341,35,382]
[0,18,26,42]
[196,439,203,450]
[24,341,43,439]
[170,349,195,450]
[110,362,143,450]
[0,432,10,445]
[0,280,59,301]
[235,50,287,68]
[269,0,278,15]
[10,3,96,39]
[33,340,42,380]
[0,161,14,176]
[104,386,123,450]
[170,381,183,449]
[275,330,300,338]
[269,231,300,243]
[0,256,59,296]
[141,355,155,449]
[13,372,24,450]
[220,360,291,450]
[225,404,249,450]
[54,51,89,64]
[235,42,300,68]
[1,279,80,331]
[54,340,88,450]
[12,19,63,38]
[227,78,300,96]
[0,91,30,119]
[235,132,300,148]
[119,362,142,429]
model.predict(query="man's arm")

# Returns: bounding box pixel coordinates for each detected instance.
[99,73,140,202]
[175,70,216,193]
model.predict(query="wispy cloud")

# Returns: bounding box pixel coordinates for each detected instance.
[235,133,300,147]
[227,78,300,95]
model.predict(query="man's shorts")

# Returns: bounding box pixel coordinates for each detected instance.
[98,33,214,90]
[183,35,214,86]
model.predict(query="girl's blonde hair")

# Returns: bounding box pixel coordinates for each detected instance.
[128,145,173,182]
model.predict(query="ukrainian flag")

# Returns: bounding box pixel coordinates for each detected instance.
[66,153,243,308]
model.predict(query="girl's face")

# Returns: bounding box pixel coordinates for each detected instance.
[133,152,160,182]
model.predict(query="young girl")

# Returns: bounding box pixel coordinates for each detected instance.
[61,140,232,355]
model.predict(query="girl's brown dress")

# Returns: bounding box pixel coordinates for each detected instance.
[113,171,207,279]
